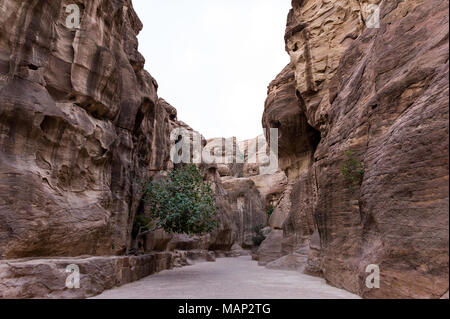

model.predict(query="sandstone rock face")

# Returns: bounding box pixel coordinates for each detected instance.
[0,253,173,299]
[203,163,240,251]
[268,185,292,230]
[221,178,266,248]
[262,64,321,181]
[143,229,173,252]
[263,0,449,298]
[281,169,316,256]
[250,170,287,210]
[0,0,245,261]
[199,136,287,250]
[205,135,272,179]
[256,230,284,266]
[0,0,177,258]
[203,135,289,250]
[285,0,370,132]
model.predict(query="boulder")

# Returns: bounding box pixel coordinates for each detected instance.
[256,230,284,266]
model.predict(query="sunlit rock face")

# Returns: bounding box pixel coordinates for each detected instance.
[0,0,174,258]
[262,0,449,298]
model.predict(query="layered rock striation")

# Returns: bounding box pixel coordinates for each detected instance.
[0,0,177,258]
[261,0,449,298]
[0,0,255,262]
[0,0,270,298]
[0,0,448,300]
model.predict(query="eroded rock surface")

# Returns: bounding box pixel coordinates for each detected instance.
[0,0,176,258]
[222,177,266,248]
[203,135,289,250]
[256,229,284,266]
[0,253,173,299]
[262,0,449,298]
[1,0,448,300]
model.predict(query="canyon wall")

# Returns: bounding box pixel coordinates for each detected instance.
[0,0,266,297]
[261,0,449,298]
[0,0,175,258]
[0,0,448,299]
[0,0,251,260]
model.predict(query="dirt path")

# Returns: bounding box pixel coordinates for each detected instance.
[92,256,359,299]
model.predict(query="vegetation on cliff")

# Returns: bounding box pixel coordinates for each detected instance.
[139,165,218,237]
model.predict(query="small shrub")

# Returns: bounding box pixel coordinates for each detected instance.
[253,224,265,234]
[341,151,365,191]
[252,234,265,247]
[252,224,266,247]
[267,205,275,218]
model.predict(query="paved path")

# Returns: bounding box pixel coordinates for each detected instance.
[93,256,359,299]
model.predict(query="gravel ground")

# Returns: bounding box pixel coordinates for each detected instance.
[92,256,360,299]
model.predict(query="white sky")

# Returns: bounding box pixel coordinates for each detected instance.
[133,0,291,140]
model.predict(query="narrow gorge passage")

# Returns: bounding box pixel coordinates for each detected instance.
[93,256,359,299]
[0,0,448,301]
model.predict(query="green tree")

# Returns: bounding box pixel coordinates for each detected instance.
[141,165,218,237]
